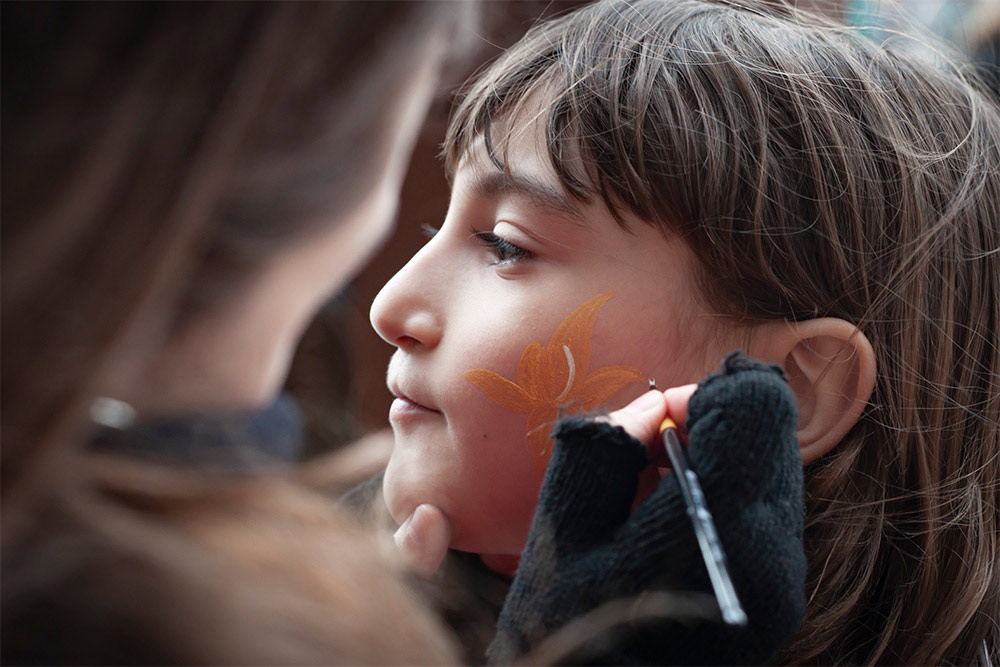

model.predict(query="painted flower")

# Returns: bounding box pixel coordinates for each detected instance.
[464,292,645,481]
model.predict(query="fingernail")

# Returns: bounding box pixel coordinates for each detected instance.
[624,390,663,415]
[394,513,414,546]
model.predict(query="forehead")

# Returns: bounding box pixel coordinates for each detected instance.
[452,98,594,226]
[455,143,579,219]
[456,93,559,181]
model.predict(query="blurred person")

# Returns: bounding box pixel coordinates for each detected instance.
[1,2,475,663]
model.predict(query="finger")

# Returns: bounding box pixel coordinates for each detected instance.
[611,387,688,467]
[605,389,668,447]
[394,503,452,578]
[663,383,697,430]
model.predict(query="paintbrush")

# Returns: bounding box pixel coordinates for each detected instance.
[659,415,748,627]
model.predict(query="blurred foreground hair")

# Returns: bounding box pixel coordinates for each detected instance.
[2,2,474,663]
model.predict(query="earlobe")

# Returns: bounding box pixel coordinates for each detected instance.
[750,318,876,464]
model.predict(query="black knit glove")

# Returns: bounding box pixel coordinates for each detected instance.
[488,352,806,665]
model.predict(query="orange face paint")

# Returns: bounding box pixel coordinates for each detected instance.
[464,291,645,481]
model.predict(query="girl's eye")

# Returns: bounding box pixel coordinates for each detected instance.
[474,230,533,265]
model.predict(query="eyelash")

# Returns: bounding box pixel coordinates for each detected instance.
[474,230,533,265]
[420,224,533,266]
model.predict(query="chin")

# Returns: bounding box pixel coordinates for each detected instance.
[381,456,453,531]
[383,471,530,555]
[381,460,417,528]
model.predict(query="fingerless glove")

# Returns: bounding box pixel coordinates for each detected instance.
[489,352,806,665]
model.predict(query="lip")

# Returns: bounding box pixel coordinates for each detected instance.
[389,396,440,422]
[387,381,440,422]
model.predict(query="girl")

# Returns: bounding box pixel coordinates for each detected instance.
[370,0,1000,663]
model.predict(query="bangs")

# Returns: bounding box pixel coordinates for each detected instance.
[442,11,636,223]
[441,0,729,228]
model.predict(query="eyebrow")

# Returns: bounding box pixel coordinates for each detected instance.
[468,170,582,222]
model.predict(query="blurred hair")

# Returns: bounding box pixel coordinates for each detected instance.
[3,456,459,664]
[2,2,474,663]
[444,0,1000,662]
[2,1,471,498]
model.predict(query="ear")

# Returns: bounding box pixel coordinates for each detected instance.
[748,318,876,464]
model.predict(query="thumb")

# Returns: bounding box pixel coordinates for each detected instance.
[394,504,452,578]
[606,390,668,445]
[663,384,698,430]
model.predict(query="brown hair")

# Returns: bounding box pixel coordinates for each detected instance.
[2,2,473,662]
[444,0,1000,663]
[2,1,468,498]
[3,455,459,664]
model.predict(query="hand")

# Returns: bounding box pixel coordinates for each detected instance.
[606,382,697,458]
[394,504,452,579]
[489,352,806,665]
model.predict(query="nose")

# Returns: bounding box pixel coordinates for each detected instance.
[370,242,444,350]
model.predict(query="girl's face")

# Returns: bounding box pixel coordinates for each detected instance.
[370,121,735,557]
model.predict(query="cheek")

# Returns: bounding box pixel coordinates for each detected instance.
[383,290,713,556]
[383,371,542,554]
[440,375,543,551]
[592,300,723,396]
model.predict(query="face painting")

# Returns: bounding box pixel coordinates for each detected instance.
[465,291,645,482]
[370,110,735,558]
